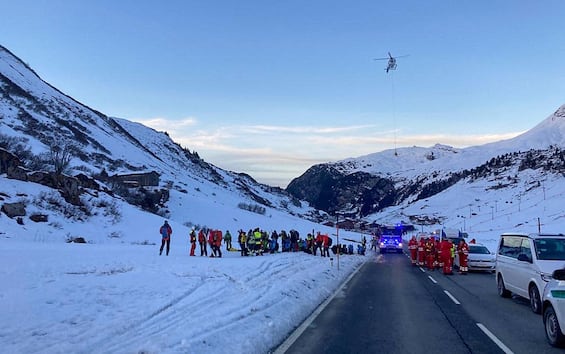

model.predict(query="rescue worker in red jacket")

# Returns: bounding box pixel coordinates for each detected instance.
[417,237,426,266]
[189,228,197,256]
[209,230,222,257]
[425,237,436,270]
[321,234,330,257]
[408,235,418,265]
[440,238,454,275]
[314,232,323,256]
[457,239,469,274]
[434,238,442,270]
[159,220,172,256]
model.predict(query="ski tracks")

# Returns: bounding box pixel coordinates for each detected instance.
[88,257,292,353]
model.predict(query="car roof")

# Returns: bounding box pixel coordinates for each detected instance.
[500,232,565,239]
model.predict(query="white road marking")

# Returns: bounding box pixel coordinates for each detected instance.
[476,323,514,354]
[444,290,461,305]
[428,275,438,284]
[272,262,364,354]
[419,267,426,272]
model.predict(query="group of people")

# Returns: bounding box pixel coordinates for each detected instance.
[159,220,365,258]
[407,235,470,275]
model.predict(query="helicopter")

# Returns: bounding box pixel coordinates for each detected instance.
[374,52,409,73]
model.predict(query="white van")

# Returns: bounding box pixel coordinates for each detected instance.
[496,233,565,314]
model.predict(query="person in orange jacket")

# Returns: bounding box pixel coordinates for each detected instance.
[408,235,418,265]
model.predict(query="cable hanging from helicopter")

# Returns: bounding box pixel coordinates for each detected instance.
[373,52,409,156]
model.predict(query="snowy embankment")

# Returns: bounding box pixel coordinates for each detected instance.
[0,239,366,354]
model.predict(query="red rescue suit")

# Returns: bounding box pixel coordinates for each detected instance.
[458,241,469,274]
[408,237,418,265]
[440,240,454,275]
[189,230,197,256]
[417,238,426,266]
[425,238,436,270]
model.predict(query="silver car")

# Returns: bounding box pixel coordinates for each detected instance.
[542,269,565,347]
[454,243,496,272]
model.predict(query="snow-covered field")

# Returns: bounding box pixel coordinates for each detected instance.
[2,162,565,353]
[0,177,368,354]
[0,239,365,354]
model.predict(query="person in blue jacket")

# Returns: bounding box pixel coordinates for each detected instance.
[159,220,172,256]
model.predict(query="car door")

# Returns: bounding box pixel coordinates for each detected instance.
[512,238,535,298]
[498,235,522,293]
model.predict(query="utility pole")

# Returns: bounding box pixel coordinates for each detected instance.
[336,215,340,271]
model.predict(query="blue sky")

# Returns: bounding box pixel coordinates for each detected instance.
[2,1,565,187]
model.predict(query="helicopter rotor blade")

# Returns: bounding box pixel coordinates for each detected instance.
[373,58,388,61]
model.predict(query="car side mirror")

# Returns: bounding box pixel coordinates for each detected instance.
[517,253,532,263]
[553,269,565,281]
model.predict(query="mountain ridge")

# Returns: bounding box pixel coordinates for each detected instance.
[287,104,565,222]
[1,44,319,228]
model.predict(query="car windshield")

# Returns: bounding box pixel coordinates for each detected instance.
[469,246,490,254]
[534,238,565,261]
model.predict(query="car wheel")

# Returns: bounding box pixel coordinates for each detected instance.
[497,275,511,298]
[529,285,542,314]
[544,305,565,347]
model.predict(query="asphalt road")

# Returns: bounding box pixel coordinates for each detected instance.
[275,251,561,354]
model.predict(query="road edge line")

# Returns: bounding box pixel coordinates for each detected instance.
[272,261,365,354]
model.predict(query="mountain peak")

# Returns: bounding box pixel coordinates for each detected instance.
[506,104,565,150]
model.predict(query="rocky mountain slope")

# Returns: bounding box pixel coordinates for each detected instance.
[287,105,565,225]
[0,44,321,229]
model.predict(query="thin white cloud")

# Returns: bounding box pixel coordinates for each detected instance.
[241,124,377,135]
[132,117,198,132]
[128,116,524,187]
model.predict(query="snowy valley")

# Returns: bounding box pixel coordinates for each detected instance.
[1,43,565,353]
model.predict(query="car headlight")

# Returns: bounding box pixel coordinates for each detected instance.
[398,243,403,247]
[541,272,553,282]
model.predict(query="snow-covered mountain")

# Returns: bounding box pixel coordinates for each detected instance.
[287,105,565,234]
[0,44,327,245]
[0,45,370,354]
[1,43,564,354]
[1,41,563,243]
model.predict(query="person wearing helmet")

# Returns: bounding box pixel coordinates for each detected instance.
[189,227,197,256]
